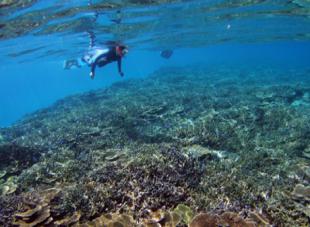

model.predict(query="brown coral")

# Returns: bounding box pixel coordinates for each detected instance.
[13,203,51,227]
[12,188,60,226]
[74,213,136,227]
[54,211,81,226]
[141,209,181,227]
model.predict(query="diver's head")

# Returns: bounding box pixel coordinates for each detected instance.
[116,45,128,57]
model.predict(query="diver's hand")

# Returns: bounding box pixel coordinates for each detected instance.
[90,72,95,79]
[120,72,124,77]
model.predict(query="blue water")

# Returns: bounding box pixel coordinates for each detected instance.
[0,0,310,127]
[1,1,310,225]
[1,42,309,127]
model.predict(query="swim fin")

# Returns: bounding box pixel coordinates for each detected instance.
[63,59,83,69]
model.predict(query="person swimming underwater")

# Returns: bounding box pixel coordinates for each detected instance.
[64,44,128,79]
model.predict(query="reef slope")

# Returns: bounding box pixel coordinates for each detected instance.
[0,65,309,226]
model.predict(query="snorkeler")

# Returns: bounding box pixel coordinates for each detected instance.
[64,1,128,79]
[64,44,128,79]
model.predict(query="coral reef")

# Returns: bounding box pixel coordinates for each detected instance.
[0,144,41,176]
[75,213,136,227]
[188,211,270,227]
[0,176,17,195]
[141,209,181,227]
[13,203,52,226]
[12,188,60,226]
[173,204,194,225]
[0,144,42,196]
[0,65,309,226]
[292,184,310,202]
[0,194,23,226]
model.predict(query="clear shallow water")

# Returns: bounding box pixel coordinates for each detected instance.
[1,0,310,62]
[0,0,309,127]
[0,1,310,226]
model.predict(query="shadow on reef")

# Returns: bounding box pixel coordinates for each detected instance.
[0,144,42,196]
[0,65,310,226]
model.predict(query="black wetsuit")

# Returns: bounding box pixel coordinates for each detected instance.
[91,46,123,77]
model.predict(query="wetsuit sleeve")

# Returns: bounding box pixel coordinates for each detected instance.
[117,59,124,77]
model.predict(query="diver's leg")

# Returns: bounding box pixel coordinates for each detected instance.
[63,58,85,69]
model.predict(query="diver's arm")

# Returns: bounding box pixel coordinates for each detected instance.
[117,59,124,77]
[90,63,96,79]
